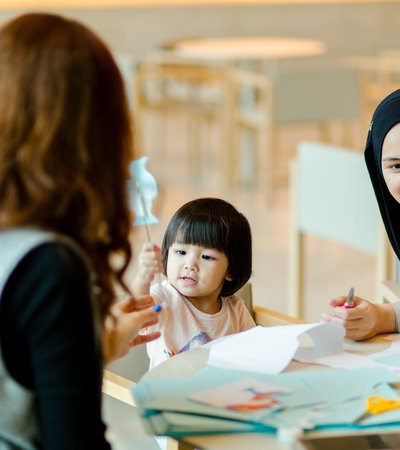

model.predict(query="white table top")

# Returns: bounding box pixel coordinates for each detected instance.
[171,37,326,62]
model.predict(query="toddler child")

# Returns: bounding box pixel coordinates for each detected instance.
[131,197,256,369]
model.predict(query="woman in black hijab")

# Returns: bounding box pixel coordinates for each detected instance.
[322,89,400,340]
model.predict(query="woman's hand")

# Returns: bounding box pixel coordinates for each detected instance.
[321,295,396,341]
[103,295,160,364]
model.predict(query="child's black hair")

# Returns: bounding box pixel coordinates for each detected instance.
[161,197,252,297]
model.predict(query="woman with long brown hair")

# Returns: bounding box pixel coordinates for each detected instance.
[0,13,159,449]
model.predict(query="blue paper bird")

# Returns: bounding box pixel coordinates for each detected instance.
[127,156,167,309]
[128,156,159,228]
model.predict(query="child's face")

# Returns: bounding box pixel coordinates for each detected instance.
[166,242,231,302]
[382,122,400,204]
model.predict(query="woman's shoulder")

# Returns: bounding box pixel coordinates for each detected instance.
[0,228,89,284]
[7,241,90,295]
[25,241,88,271]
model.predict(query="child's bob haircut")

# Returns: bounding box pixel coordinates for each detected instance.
[161,197,252,297]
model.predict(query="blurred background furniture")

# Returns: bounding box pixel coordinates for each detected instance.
[274,61,361,154]
[141,38,373,189]
[343,51,400,144]
[288,140,394,319]
[228,68,275,198]
[133,57,226,164]
[134,58,275,199]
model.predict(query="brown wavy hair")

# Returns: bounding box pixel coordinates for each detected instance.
[0,13,134,320]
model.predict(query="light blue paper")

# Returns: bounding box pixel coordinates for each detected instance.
[375,354,400,368]
[133,364,400,436]
[145,411,274,436]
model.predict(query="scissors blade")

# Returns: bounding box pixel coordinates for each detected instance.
[353,411,371,424]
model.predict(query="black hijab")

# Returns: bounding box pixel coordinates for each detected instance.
[365,89,400,259]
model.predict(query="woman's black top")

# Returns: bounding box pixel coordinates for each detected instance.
[0,243,111,449]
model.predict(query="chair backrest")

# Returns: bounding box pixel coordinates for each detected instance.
[289,140,393,318]
[134,58,226,112]
[236,280,254,318]
[106,341,150,383]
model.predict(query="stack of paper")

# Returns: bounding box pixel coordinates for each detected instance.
[133,366,400,436]
[133,365,400,436]
[132,323,400,437]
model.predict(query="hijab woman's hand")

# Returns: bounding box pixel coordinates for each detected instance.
[103,295,160,364]
[321,295,396,341]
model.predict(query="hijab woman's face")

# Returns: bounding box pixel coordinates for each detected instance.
[382,122,400,204]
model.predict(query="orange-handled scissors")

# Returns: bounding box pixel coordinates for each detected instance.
[354,396,400,423]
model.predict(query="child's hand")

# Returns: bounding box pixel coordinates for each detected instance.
[131,242,163,296]
[137,242,163,283]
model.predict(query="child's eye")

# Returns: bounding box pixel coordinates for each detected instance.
[202,254,216,261]
[390,163,400,171]
[175,250,186,256]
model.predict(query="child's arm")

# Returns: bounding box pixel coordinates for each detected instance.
[131,242,163,297]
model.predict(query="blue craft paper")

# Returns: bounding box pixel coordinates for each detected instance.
[132,364,400,436]
[375,354,400,368]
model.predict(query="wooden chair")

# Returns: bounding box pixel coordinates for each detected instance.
[236,281,304,326]
[227,68,275,200]
[102,282,302,449]
[133,57,226,161]
[288,140,394,318]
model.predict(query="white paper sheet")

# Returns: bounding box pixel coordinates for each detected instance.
[207,323,345,374]
[295,336,400,372]
[295,351,397,371]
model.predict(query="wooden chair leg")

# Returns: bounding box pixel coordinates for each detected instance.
[288,160,304,318]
